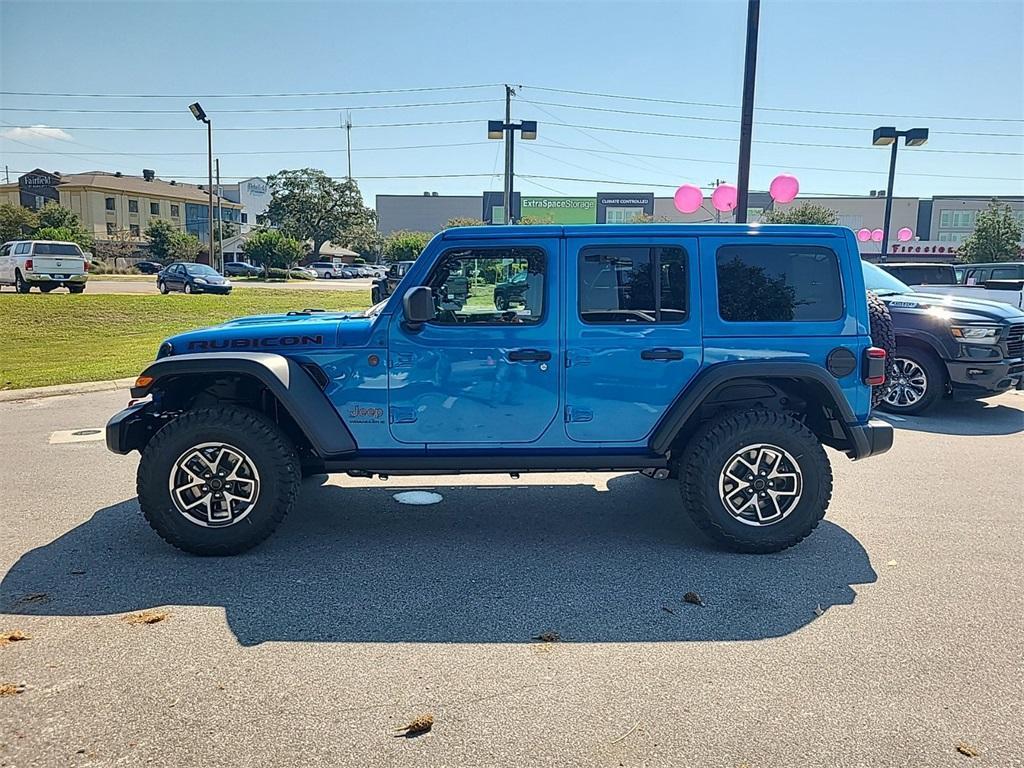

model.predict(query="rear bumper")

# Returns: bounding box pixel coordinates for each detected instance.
[26,273,87,283]
[846,418,894,461]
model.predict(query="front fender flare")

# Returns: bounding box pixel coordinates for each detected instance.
[130,352,356,456]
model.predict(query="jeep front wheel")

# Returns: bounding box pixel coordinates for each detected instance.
[678,409,833,553]
[136,406,301,555]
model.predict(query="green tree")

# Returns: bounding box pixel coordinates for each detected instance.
[144,219,179,261]
[33,226,93,251]
[242,229,307,276]
[264,169,376,258]
[957,201,1023,264]
[761,203,839,225]
[339,217,384,258]
[0,203,39,242]
[445,217,485,228]
[383,230,432,261]
[36,202,93,250]
[167,231,203,263]
[93,228,138,268]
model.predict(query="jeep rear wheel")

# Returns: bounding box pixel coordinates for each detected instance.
[678,409,833,553]
[137,406,301,555]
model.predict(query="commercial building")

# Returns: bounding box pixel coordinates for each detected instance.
[0,168,244,244]
[220,177,270,233]
[375,190,1024,259]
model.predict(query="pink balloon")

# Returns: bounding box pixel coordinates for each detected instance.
[856,228,872,242]
[871,228,884,242]
[769,174,800,204]
[711,183,738,213]
[897,227,913,242]
[673,184,703,214]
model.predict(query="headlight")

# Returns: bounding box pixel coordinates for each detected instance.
[194,277,208,284]
[223,279,231,286]
[950,325,1001,344]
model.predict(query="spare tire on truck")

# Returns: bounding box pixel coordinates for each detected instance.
[867,290,897,410]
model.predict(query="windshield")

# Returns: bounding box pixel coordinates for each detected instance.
[185,264,220,276]
[862,261,910,295]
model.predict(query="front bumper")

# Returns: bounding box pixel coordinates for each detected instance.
[106,402,164,454]
[194,283,232,294]
[846,418,894,461]
[26,273,87,283]
[946,359,1024,399]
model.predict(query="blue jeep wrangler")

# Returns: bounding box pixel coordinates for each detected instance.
[107,224,893,556]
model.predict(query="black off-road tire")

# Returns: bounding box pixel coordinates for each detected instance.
[867,290,897,410]
[14,271,30,293]
[137,406,301,555]
[877,345,946,416]
[678,409,833,554]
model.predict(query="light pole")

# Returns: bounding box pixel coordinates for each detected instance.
[735,0,760,224]
[488,108,537,224]
[189,101,215,268]
[872,126,929,261]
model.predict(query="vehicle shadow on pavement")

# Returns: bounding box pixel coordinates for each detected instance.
[880,396,1024,436]
[0,474,876,646]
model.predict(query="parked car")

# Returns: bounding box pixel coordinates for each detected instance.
[371,260,415,303]
[135,260,165,275]
[224,261,262,277]
[863,260,1024,414]
[157,262,232,295]
[291,266,319,279]
[878,262,957,286]
[493,270,530,310]
[958,261,1024,284]
[0,240,88,293]
[309,261,346,279]
[108,224,895,557]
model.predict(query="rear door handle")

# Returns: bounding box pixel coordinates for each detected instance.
[640,347,684,361]
[508,348,552,363]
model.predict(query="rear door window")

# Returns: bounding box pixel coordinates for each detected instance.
[716,244,843,322]
[15,243,30,254]
[578,245,688,323]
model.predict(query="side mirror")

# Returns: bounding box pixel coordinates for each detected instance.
[402,286,435,330]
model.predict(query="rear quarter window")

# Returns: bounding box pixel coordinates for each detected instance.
[716,244,843,322]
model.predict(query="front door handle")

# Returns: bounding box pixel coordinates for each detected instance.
[508,348,552,363]
[640,347,684,361]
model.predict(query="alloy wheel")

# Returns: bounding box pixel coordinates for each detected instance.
[883,357,928,409]
[168,442,261,527]
[717,443,803,526]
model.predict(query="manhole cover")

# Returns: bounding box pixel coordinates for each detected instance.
[393,491,443,506]
[72,429,102,436]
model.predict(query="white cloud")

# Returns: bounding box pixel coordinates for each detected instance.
[1,125,73,142]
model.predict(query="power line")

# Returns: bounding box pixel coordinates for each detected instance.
[525,99,1024,138]
[521,85,1024,124]
[0,119,484,132]
[0,99,497,115]
[0,84,503,99]
[0,141,492,157]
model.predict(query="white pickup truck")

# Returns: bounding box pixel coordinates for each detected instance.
[0,240,89,293]
[918,280,1024,311]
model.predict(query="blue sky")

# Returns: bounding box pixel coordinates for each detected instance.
[1,0,1022,205]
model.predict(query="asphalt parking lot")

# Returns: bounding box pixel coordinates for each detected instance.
[1,390,1022,767]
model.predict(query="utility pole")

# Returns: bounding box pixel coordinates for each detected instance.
[344,111,353,179]
[503,85,514,224]
[4,165,8,184]
[215,158,223,270]
[735,0,760,224]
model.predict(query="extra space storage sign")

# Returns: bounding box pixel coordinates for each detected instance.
[520,197,596,224]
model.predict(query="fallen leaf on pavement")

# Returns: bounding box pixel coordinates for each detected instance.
[396,713,434,737]
[123,611,169,625]
[532,631,561,642]
[683,592,704,606]
[956,741,979,757]
[887,560,898,567]
[0,630,30,648]
[0,683,26,696]
[661,606,676,615]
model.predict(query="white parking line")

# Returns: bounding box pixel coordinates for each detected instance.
[49,429,105,444]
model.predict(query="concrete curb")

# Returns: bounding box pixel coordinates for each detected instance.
[0,377,136,403]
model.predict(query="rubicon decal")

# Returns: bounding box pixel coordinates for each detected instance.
[187,335,324,351]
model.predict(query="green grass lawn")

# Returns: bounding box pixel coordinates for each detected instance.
[0,289,372,390]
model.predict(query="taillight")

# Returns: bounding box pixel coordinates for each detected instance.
[83,260,90,271]
[24,258,33,271]
[864,346,887,386]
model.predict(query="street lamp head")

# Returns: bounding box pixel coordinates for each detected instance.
[904,128,929,147]
[872,126,897,146]
[487,120,504,140]
[189,102,208,122]
[520,120,538,140]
